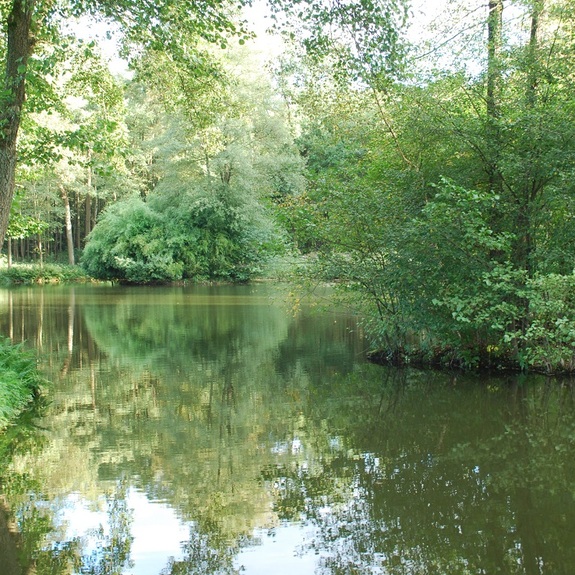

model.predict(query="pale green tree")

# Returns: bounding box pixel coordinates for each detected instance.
[82,42,304,283]
[0,0,252,249]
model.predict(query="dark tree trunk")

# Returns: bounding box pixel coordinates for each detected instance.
[515,0,543,279]
[486,0,503,195]
[526,0,542,108]
[0,1,35,249]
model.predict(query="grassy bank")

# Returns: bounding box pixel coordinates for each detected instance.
[0,339,45,431]
[0,263,91,286]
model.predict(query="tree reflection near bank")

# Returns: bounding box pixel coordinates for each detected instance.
[262,372,575,575]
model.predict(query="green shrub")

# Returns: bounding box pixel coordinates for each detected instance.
[82,193,282,284]
[81,196,183,283]
[0,264,90,286]
[0,338,45,431]
[505,274,575,373]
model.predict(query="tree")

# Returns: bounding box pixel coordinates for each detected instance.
[277,0,575,371]
[82,43,302,283]
[0,0,251,250]
[4,35,131,265]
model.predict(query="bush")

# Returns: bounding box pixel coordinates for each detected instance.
[82,193,282,284]
[0,338,45,431]
[81,197,182,283]
[0,263,90,286]
[505,274,575,373]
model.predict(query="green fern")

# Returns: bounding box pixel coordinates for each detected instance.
[0,339,45,430]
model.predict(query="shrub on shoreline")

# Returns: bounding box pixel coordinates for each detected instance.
[0,263,91,286]
[0,338,45,431]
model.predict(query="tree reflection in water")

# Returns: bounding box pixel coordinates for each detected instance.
[0,286,574,574]
[161,524,243,575]
[261,372,575,575]
[81,481,134,575]
[0,477,133,575]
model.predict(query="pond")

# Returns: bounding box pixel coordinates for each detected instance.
[0,283,574,575]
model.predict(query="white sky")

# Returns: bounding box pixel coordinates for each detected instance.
[75,0,448,77]
[75,0,505,80]
[57,487,331,574]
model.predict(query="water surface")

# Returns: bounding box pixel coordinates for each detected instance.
[0,284,573,575]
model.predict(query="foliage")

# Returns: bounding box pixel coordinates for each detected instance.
[269,0,409,88]
[0,338,44,431]
[81,196,183,283]
[81,192,279,283]
[299,170,575,372]
[82,45,300,284]
[4,0,575,372]
[512,274,575,373]
[0,263,91,285]
[7,213,48,240]
[0,0,254,249]
[274,0,575,373]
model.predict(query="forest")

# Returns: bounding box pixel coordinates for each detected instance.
[2,0,575,374]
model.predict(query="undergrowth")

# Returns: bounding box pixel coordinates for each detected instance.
[0,338,45,430]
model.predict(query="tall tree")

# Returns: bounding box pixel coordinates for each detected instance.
[81,43,302,283]
[0,0,250,249]
[0,0,34,253]
[486,0,503,194]
[279,0,575,371]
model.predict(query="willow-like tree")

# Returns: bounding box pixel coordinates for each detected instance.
[0,0,252,249]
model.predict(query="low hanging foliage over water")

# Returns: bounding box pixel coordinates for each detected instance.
[0,339,44,430]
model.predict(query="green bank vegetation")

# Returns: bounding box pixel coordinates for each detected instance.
[0,262,90,285]
[0,338,44,430]
[1,0,575,374]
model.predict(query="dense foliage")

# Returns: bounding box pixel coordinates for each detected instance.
[0,338,44,430]
[3,0,575,372]
[81,191,278,283]
[275,0,575,373]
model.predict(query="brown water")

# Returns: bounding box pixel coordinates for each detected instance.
[0,284,574,575]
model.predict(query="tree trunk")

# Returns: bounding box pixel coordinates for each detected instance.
[0,0,35,249]
[526,0,543,108]
[85,151,93,240]
[60,185,75,265]
[515,0,543,278]
[37,234,43,267]
[511,1,544,349]
[486,0,503,119]
[75,191,81,250]
[85,192,92,239]
[486,0,503,194]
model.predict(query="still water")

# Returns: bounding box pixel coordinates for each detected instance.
[0,284,574,575]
